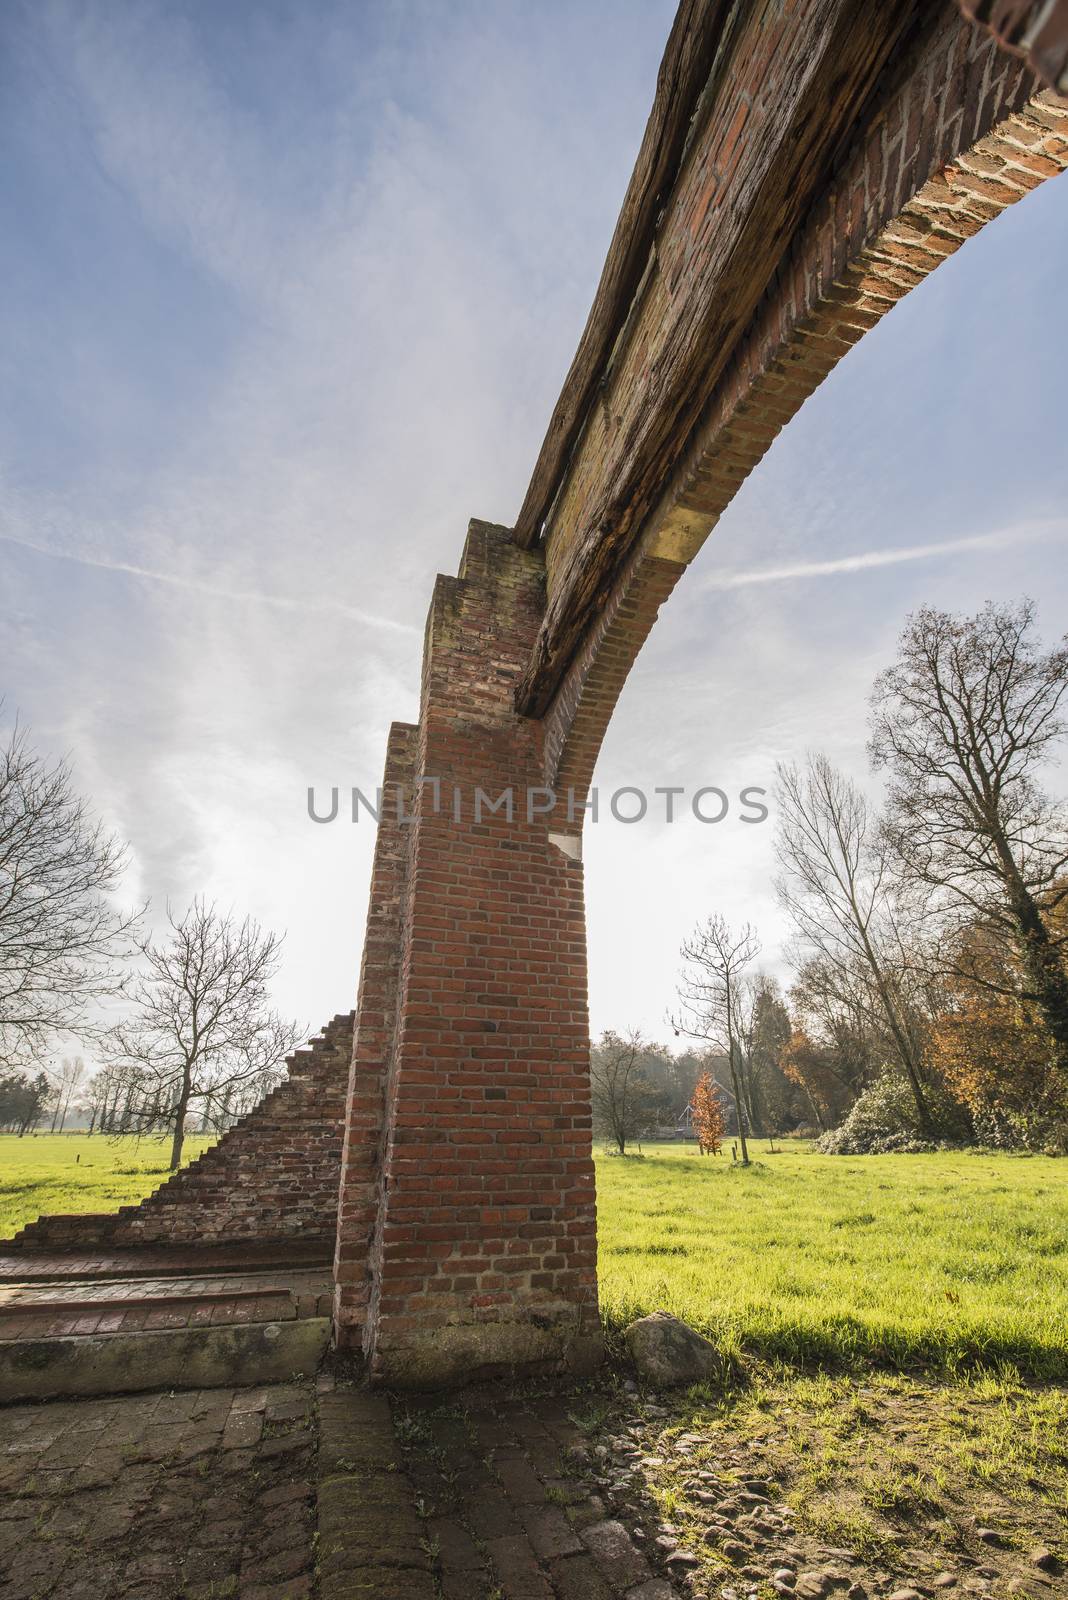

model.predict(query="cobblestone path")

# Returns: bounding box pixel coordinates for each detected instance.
[0,1382,317,1600]
[0,1376,677,1600]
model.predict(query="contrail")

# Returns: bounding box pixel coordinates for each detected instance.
[0,529,420,635]
[700,521,1065,592]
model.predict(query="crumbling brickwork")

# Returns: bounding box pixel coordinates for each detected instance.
[5,1014,354,1253]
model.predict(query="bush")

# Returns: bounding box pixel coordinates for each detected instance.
[970,1102,1067,1156]
[819,1069,969,1155]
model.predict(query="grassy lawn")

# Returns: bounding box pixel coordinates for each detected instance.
[4,1131,1066,1383]
[595,1140,1068,1377]
[0,1131,217,1237]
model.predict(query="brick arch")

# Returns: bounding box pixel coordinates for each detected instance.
[329,2,1068,1388]
[540,17,1068,809]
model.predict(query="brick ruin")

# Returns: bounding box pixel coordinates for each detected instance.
[333,523,602,1385]
[332,2,1067,1386]
[5,2,1066,1387]
[4,1015,353,1254]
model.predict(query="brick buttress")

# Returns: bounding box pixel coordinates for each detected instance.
[333,521,603,1385]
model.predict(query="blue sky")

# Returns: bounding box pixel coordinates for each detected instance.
[2,0,1067,1047]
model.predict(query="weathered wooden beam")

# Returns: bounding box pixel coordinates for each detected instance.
[956,0,1068,91]
[511,0,734,551]
[514,0,925,718]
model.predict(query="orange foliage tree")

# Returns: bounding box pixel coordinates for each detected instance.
[691,1071,727,1155]
[929,923,1067,1148]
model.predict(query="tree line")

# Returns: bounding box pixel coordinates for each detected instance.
[0,714,301,1166]
[593,599,1068,1157]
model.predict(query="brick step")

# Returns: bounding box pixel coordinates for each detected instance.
[0,1268,333,1402]
[0,1283,300,1317]
[0,1241,334,1281]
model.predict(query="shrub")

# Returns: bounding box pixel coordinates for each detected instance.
[819,1069,969,1154]
[970,1102,1067,1156]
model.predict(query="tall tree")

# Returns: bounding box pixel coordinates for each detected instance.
[774,754,935,1133]
[590,1028,655,1155]
[746,978,796,1134]
[0,718,139,1069]
[871,600,1068,1074]
[929,916,1067,1149]
[110,899,302,1168]
[787,956,882,1124]
[0,1069,53,1134]
[674,916,760,1165]
[48,1056,86,1132]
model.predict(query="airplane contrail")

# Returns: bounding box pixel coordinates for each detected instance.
[699,521,1065,592]
[0,528,420,635]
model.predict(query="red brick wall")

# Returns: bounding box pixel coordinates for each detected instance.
[333,723,417,1341]
[335,522,603,1385]
[4,1013,354,1253]
[544,8,1068,791]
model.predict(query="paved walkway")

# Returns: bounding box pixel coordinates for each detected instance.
[318,1382,676,1600]
[0,1381,318,1600]
[0,1375,679,1600]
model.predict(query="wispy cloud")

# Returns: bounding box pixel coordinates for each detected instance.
[699,520,1066,593]
[3,0,1065,1048]
[0,530,419,634]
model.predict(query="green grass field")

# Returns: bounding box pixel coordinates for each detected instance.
[594,1140,1068,1377]
[3,1133,1066,1379]
[0,1131,217,1237]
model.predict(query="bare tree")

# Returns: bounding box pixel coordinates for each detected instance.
[590,1028,654,1155]
[774,754,934,1133]
[110,899,302,1168]
[0,718,140,1069]
[673,916,760,1165]
[48,1056,86,1132]
[788,954,881,1117]
[870,600,1068,1074]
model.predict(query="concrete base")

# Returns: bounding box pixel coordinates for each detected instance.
[0,1317,330,1403]
[370,1315,604,1389]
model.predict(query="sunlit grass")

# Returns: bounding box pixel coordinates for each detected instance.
[0,1131,217,1235]
[6,1134,1066,1381]
[595,1141,1068,1376]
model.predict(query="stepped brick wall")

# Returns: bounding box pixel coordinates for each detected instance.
[3,1013,355,1253]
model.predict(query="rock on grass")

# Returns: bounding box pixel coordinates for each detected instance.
[623,1311,723,1387]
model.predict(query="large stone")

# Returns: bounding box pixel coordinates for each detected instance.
[623,1312,723,1387]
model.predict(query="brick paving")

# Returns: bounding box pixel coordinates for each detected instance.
[319,1384,680,1600]
[0,1244,332,1283]
[0,1373,683,1600]
[0,1382,318,1600]
[0,1271,331,1340]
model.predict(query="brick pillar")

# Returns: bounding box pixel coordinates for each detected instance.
[333,722,417,1344]
[334,520,602,1386]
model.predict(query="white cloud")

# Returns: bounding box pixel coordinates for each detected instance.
[2,1,1066,1048]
